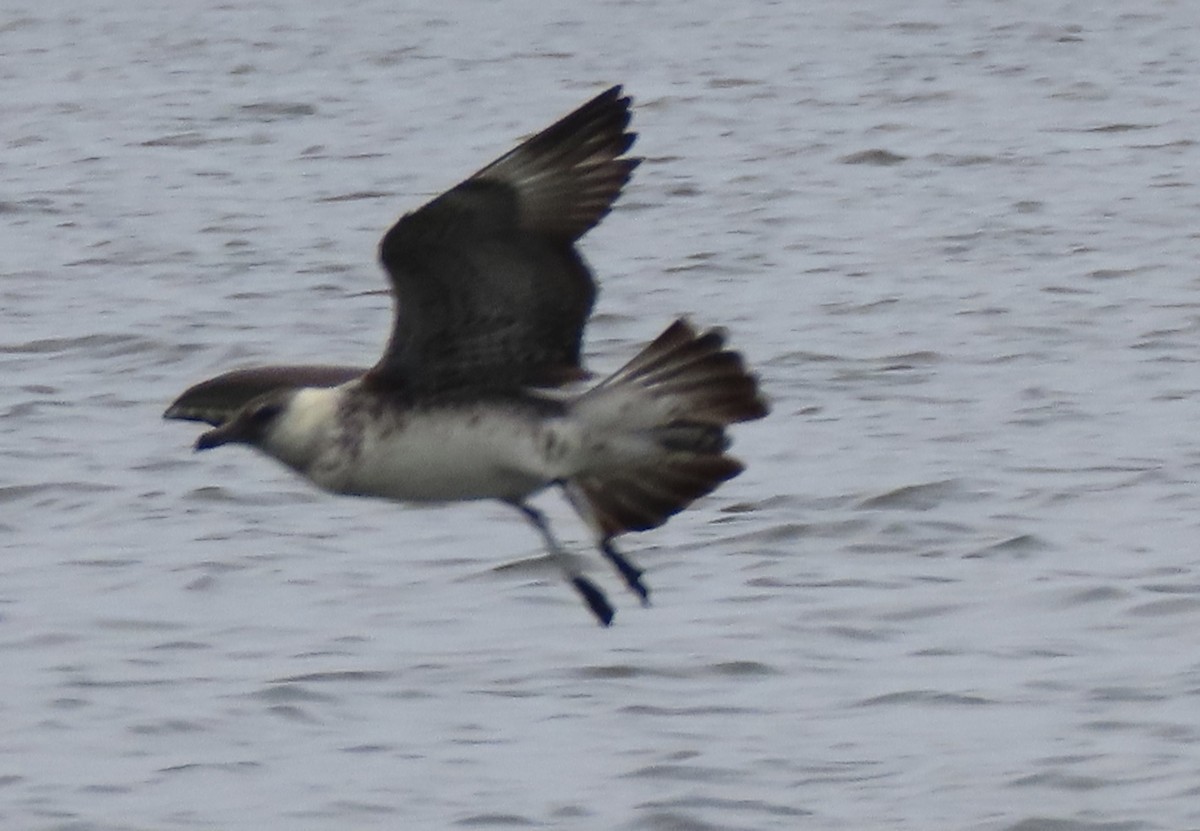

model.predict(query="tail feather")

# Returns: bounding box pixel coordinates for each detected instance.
[569,455,744,536]
[569,319,767,538]
[648,422,729,454]
[641,353,746,396]
[592,320,768,425]
[598,325,723,389]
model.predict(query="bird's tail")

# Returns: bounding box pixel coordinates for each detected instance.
[566,319,769,538]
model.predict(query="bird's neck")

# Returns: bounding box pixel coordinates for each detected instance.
[262,386,344,473]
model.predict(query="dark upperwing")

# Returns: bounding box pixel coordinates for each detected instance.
[165,88,637,427]
[164,365,365,426]
[367,85,640,396]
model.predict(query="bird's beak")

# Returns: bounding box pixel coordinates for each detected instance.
[195,422,239,451]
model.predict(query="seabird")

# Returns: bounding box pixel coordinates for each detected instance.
[165,86,768,625]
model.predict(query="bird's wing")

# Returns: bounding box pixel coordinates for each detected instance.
[367,85,639,394]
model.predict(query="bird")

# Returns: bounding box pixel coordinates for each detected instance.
[164,85,768,625]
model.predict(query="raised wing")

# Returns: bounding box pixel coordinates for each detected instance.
[368,85,639,394]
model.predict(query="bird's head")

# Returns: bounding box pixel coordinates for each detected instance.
[195,390,293,452]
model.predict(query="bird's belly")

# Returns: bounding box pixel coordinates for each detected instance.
[316,407,574,503]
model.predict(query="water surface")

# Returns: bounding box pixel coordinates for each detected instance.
[3,2,1200,829]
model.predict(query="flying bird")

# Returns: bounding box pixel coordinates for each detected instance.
[165,86,768,625]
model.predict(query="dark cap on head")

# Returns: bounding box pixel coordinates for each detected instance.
[194,394,288,451]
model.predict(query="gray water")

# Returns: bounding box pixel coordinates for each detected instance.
[4,1,1200,829]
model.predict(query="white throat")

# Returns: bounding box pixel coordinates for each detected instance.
[261,386,344,474]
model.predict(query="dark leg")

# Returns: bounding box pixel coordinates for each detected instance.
[600,539,649,605]
[570,577,615,627]
[560,482,652,604]
[513,502,614,627]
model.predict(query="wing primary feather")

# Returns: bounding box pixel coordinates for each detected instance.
[370,87,640,395]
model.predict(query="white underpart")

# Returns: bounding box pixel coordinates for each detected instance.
[261,386,587,504]
[259,387,342,474]
[345,406,579,502]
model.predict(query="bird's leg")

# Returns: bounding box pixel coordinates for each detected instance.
[560,483,650,604]
[599,538,649,606]
[512,502,614,626]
